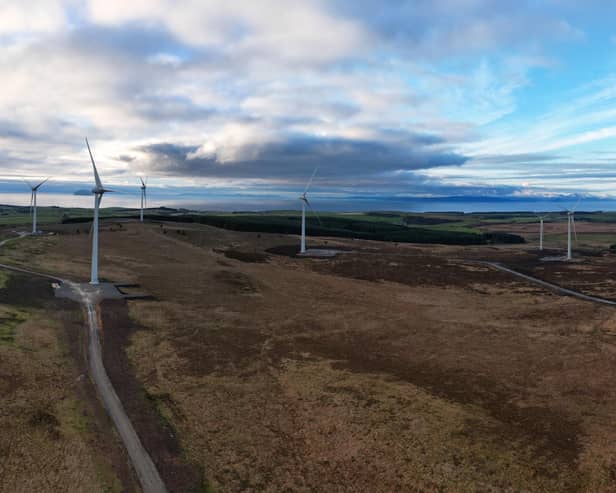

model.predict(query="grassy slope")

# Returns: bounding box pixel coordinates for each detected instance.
[0,268,123,492]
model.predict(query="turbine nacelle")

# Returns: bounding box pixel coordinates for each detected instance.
[139,176,148,222]
[92,186,113,195]
[31,178,49,191]
[24,177,49,192]
[24,176,48,235]
[300,193,317,218]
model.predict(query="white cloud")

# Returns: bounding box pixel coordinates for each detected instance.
[187,122,281,163]
[0,0,67,35]
[85,0,368,64]
[0,0,612,199]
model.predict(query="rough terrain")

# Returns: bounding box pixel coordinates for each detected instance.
[0,271,135,493]
[3,220,616,491]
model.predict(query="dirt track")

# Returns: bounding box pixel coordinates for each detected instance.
[481,261,616,305]
[72,283,167,493]
[0,234,168,493]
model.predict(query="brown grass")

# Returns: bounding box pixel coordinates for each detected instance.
[0,273,127,493]
[5,221,616,491]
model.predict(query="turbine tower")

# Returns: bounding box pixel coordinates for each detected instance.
[139,177,147,222]
[86,138,113,285]
[538,215,545,251]
[25,178,49,234]
[299,168,321,254]
[566,211,577,261]
[564,199,580,261]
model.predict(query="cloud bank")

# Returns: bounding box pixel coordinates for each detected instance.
[0,1,616,206]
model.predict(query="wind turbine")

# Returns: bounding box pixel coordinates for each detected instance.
[139,176,147,222]
[566,211,578,260]
[24,178,49,234]
[564,199,581,261]
[299,167,321,254]
[86,138,113,285]
[537,215,546,251]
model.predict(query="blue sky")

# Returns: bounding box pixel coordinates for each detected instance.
[1,1,616,211]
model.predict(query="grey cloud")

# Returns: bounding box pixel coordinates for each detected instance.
[132,94,217,122]
[0,120,33,140]
[114,154,136,162]
[137,134,467,183]
[470,153,563,164]
[63,23,192,61]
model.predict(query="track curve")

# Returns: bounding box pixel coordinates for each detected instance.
[0,235,167,492]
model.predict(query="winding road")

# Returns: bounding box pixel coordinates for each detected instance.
[0,234,167,493]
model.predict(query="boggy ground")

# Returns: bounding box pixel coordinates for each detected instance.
[435,236,616,302]
[4,221,616,491]
[100,299,206,492]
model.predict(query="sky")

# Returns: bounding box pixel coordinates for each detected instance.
[2,0,616,211]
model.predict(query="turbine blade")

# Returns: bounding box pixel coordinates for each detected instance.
[303,167,318,194]
[305,199,322,226]
[34,177,49,190]
[86,138,103,189]
[571,197,582,212]
[572,215,578,243]
[30,191,34,214]
[139,176,145,187]
[144,188,147,209]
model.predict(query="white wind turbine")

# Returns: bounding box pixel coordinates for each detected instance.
[139,176,147,222]
[537,214,546,251]
[563,199,581,261]
[24,178,49,234]
[86,138,113,285]
[299,167,321,254]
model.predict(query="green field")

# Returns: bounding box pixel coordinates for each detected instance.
[8,204,616,246]
[58,208,525,245]
[0,307,27,346]
[0,204,152,226]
